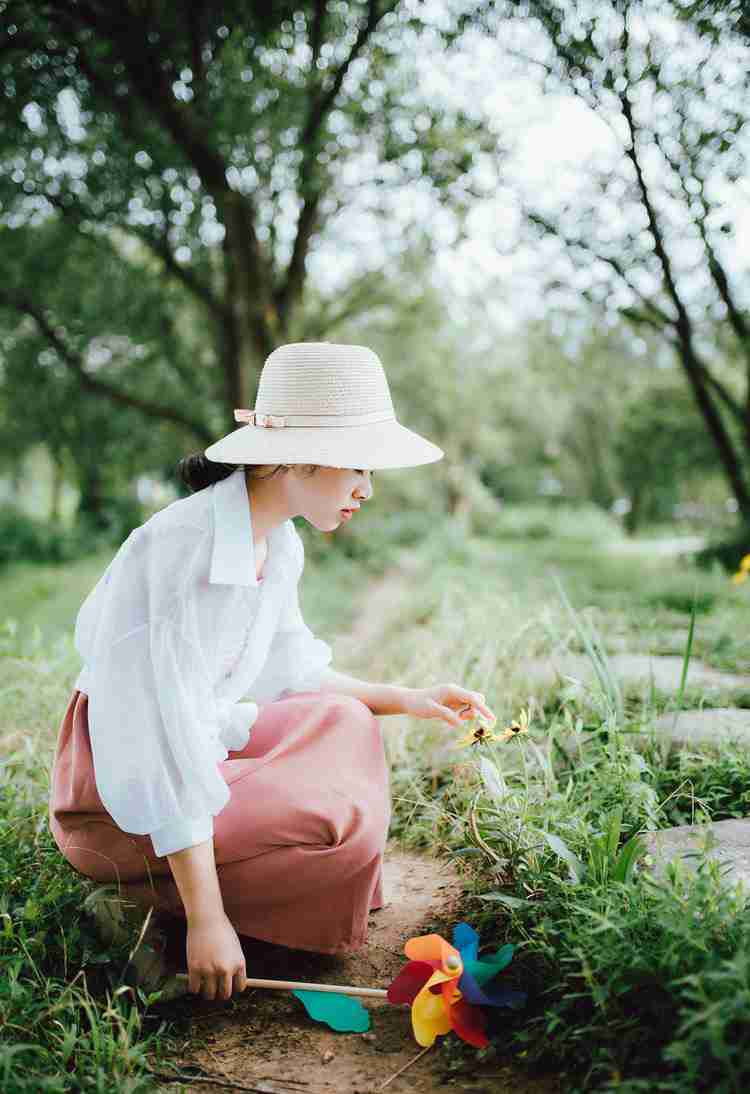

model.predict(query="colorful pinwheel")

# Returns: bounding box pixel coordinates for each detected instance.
[386,921,526,1047]
[175,920,526,1048]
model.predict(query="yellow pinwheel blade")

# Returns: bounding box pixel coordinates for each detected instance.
[412,972,453,1047]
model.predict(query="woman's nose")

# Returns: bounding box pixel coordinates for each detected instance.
[355,479,373,501]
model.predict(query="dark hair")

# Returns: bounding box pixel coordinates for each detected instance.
[176,454,319,494]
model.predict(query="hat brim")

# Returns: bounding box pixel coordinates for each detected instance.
[204,419,444,470]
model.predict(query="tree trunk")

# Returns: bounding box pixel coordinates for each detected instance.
[76,465,108,531]
[49,448,65,524]
[677,336,750,521]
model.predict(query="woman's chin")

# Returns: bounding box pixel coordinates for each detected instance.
[310,515,342,531]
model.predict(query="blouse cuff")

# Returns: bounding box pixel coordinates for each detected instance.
[216,699,259,752]
[149,813,214,858]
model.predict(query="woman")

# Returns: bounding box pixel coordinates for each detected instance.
[48,341,496,1002]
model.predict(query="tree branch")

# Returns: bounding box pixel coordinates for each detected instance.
[526,209,677,329]
[43,191,228,324]
[0,290,213,443]
[618,13,750,511]
[277,0,399,325]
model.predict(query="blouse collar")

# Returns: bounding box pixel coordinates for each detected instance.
[209,467,294,587]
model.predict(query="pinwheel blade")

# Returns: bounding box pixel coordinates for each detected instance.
[387,960,434,1005]
[292,989,370,1032]
[412,973,453,1047]
[463,946,515,987]
[452,921,479,961]
[449,996,490,1048]
[458,968,527,1009]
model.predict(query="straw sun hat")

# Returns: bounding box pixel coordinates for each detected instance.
[204,342,444,471]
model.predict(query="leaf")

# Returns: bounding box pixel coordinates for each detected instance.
[475,892,531,908]
[606,806,623,860]
[292,990,370,1033]
[612,833,648,884]
[480,757,507,801]
[541,830,585,884]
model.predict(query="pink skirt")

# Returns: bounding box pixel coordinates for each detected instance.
[48,689,391,955]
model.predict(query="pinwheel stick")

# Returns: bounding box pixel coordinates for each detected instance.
[174,972,388,998]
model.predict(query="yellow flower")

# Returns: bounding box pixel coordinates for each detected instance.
[740,554,750,571]
[455,716,498,748]
[499,707,531,742]
[731,570,748,585]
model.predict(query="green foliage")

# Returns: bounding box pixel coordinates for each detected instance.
[695,525,750,574]
[0,505,94,567]
[479,503,624,544]
[511,856,750,1091]
[0,755,174,1093]
[653,746,750,827]
[0,499,142,570]
[376,528,750,1091]
[615,379,722,533]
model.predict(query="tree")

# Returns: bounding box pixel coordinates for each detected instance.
[497,0,750,520]
[615,375,721,532]
[0,0,494,466]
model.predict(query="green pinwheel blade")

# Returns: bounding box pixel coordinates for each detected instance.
[292,989,371,1032]
[464,943,515,986]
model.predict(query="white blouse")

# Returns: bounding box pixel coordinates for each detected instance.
[72,467,334,857]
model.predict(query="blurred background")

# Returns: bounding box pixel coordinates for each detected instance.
[1,0,748,584]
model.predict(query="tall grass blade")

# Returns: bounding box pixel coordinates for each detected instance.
[553,574,624,725]
[676,589,697,707]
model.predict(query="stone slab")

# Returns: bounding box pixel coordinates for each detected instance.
[642,818,750,895]
[648,708,750,749]
[519,653,749,694]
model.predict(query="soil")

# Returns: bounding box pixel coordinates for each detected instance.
[145,844,561,1094]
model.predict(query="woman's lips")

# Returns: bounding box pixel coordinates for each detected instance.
[340,508,354,519]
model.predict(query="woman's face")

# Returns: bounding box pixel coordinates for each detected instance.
[293,466,375,531]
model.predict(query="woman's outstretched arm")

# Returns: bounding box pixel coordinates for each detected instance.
[317,668,496,726]
[316,668,408,715]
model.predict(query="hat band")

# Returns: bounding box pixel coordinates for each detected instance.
[234,408,395,429]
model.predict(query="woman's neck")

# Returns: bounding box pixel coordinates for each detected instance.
[244,470,291,547]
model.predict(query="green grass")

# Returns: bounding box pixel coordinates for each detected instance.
[3,516,750,1091]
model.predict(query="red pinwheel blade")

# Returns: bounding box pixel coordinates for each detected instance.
[387,960,434,1005]
[449,996,489,1048]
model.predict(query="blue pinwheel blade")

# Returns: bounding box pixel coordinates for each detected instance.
[452,921,479,961]
[458,968,527,1010]
[292,989,370,1032]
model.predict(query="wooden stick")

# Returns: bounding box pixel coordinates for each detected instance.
[174,973,388,998]
[379,1044,432,1089]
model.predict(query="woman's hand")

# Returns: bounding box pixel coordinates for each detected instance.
[185,912,249,1001]
[401,685,496,728]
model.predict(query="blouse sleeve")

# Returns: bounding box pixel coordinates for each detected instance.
[251,527,333,702]
[81,523,232,858]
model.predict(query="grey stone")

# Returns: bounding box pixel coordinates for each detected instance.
[518,653,749,694]
[642,818,750,895]
[648,708,750,750]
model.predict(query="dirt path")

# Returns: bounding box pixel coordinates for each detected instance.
[148,843,558,1094]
